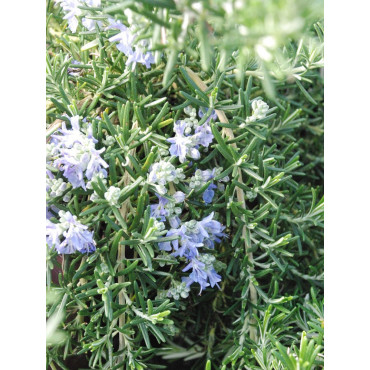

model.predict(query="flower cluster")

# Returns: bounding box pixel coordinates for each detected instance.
[55,0,102,33]
[104,186,121,208]
[46,116,106,254]
[146,107,227,295]
[188,168,229,204]
[107,18,154,69]
[157,212,225,293]
[245,99,269,123]
[183,253,222,292]
[50,116,108,190]
[148,160,185,194]
[150,191,185,228]
[46,170,70,202]
[55,1,154,69]
[167,107,215,163]
[47,211,96,254]
[166,281,191,300]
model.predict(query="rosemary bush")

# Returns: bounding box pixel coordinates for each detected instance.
[46,0,324,369]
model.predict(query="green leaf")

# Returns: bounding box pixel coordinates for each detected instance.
[139,323,151,349]
[163,48,178,87]
[241,167,263,181]
[180,91,208,107]
[295,80,318,105]
[110,230,123,263]
[211,123,235,163]
[79,204,108,217]
[198,19,212,71]
[116,260,139,276]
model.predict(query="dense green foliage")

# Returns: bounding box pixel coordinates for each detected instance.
[46,0,324,369]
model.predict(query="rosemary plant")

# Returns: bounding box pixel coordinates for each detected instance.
[46,0,324,368]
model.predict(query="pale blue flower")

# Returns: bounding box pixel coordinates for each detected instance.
[82,17,103,31]
[106,18,127,32]
[126,49,155,70]
[202,183,217,204]
[182,259,209,293]
[46,219,62,249]
[158,226,203,259]
[181,254,222,294]
[167,121,201,163]
[150,191,185,228]
[54,154,86,189]
[150,195,169,222]
[205,267,222,288]
[158,228,182,252]
[194,123,214,147]
[198,254,222,288]
[107,18,154,69]
[172,235,203,260]
[52,116,108,189]
[84,149,108,180]
[198,108,217,123]
[56,211,96,254]
[159,213,225,256]
[173,191,186,203]
[151,194,182,228]
[108,27,135,56]
[55,0,81,33]
[198,212,226,248]
[55,0,101,33]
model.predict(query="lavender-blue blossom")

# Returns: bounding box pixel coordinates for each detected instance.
[55,0,81,33]
[150,195,170,222]
[52,116,108,190]
[182,258,209,292]
[158,212,225,293]
[198,212,226,248]
[198,108,218,123]
[167,106,215,163]
[173,191,186,203]
[194,122,214,147]
[188,168,229,204]
[151,192,184,228]
[167,121,201,163]
[181,254,222,294]
[171,234,203,260]
[55,0,101,33]
[203,183,217,204]
[47,211,96,254]
[159,213,225,256]
[126,48,155,70]
[198,254,222,288]
[46,219,62,250]
[107,18,154,69]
